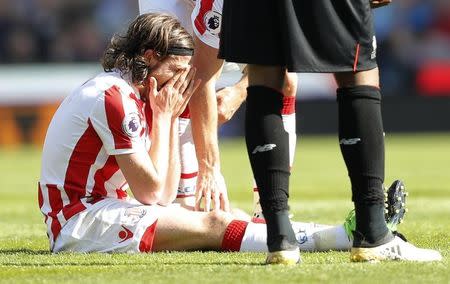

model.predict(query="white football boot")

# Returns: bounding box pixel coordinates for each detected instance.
[351,235,442,262]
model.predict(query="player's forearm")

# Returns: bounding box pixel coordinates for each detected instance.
[148,113,172,196]
[189,35,224,172]
[189,82,221,171]
[158,118,181,205]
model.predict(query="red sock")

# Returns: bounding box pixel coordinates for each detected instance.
[282,96,295,115]
[221,220,248,252]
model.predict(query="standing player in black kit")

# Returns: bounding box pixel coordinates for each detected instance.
[219,0,442,264]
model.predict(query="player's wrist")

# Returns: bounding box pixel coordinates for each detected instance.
[198,161,221,173]
[152,113,172,133]
[153,111,173,121]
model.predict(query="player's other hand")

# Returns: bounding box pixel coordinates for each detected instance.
[195,169,230,212]
[147,67,201,118]
[370,0,392,8]
[216,86,246,126]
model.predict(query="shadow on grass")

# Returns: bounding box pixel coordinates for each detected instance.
[0,249,265,267]
[2,261,265,267]
[0,248,50,255]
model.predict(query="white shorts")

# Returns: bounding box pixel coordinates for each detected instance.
[53,198,168,253]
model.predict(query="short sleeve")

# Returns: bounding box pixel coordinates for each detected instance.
[191,0,222,49]
[139,0,195,35]
[90,85,147,155]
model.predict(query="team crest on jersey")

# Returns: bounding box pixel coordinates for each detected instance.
[204,11,221,35]
[122,112,142,138]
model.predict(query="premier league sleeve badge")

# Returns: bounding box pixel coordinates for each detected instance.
[122,112,142,138]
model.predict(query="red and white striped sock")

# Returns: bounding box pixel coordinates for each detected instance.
[282,96,297,167]
[221,220,350,252]
[221,220,272,252]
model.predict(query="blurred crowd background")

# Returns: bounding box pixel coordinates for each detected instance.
[0,0,449,146]
[1,0,450,95]
[0,0,138,63]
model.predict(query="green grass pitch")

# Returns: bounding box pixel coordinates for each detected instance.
[0,134,449,283]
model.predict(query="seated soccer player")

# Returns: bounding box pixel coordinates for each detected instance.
[38,13,438,260]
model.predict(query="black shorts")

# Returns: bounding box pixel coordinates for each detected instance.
[218,0,378,73]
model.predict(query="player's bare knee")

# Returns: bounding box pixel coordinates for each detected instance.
[204,210,232,232]
[248,64,285,90]
[334,68,380,88]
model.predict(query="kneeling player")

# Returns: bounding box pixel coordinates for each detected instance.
[138,0,297,217]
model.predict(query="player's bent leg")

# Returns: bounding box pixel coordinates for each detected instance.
[152,207,234,251]
[283,72,298,98]
[175,116,197,209]
[282,73,297,170]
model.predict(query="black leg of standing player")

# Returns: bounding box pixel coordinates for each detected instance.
[337,83,393,247]
[245,65,297,252]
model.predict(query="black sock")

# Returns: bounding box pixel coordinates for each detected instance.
[245,86,296,251]
[337,85,391,246]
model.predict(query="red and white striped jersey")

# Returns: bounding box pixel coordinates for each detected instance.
[38,70,150,249]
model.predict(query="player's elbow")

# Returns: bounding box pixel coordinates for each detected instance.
[133,182,164,205]
[156,196,173,207]
[135,190,162,205]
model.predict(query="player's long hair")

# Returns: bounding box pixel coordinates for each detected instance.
[101,13,194,84]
